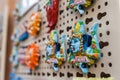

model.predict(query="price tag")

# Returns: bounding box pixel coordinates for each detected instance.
[74,0,86,5]
[75,56,90,62]
[49,58,58,63]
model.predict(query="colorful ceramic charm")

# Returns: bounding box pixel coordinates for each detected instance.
[11,25,29,45]
[18,48,26,65]
[46,30,66,71]
[68,20,101,74]
[10,72,22,80]
[46,0,59,33]
[10,46,19,70]
[25,43,40,70]
[27,12,41,37]
[67,0,94,14]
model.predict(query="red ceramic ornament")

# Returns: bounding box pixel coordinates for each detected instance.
[46,0,59,33]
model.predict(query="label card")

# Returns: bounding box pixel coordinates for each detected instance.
[49,58,58,63]
[75,56,90,62]
[74,0,86,5]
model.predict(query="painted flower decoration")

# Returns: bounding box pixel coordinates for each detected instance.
[25,43,40,70]
[68,20,101,74]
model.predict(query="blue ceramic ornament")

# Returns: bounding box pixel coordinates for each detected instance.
[68,20,101,74]
[46,30,66,71]
[67,0,95,14]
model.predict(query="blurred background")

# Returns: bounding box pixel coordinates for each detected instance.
[0,0,16,80]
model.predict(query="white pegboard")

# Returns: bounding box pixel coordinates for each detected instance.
[13,0,120,80]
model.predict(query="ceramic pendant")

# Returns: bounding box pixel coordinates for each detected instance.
[25,43,40,70]
[26,12,41,37]
[67,0,94,14]
[46,0,59,33]
[68,20,101,74]
[46,30,66,71]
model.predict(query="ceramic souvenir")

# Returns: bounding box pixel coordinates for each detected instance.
[68,20,101,73]
[46,0,59,33]
[46,30,66,71]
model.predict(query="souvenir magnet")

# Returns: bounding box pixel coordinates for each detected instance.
[68,20,101,74]
[10,72,22,80]
[27,12,41,37]
[46,0,59,33]
[9,46,19,70]
[18,48,26,65]
[67,0,94,14]
[46,30,66,71]
[25,43,40,70]
[11,25,29,45]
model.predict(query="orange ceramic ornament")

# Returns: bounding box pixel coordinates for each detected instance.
[27,12,41,37]
[25,43,40,70]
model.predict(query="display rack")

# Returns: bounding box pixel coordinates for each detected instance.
[13,0,120,80]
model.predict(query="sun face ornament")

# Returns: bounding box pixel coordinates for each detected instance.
[27,12,41,37]
[68,20,101,74]
[46,0,59,33]
[67,0,94,14]
[46,30,66,71]
[25,43,40,71]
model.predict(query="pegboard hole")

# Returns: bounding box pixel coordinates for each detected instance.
[101,53,103,57]
[72,65,74,68]
[71,11,73,14]
[34,72,37,76]
[63,2,65,5]
[63,66,66,69]
[63,16,65,18]
[106,21,109,25]
[86,11,88,15]
[91,8,94,12]
[66,7,69,11]
[42,72,45,76]
[94,64,97,68]
[75,16,78,19]
[80,14,83,17]
[108,52,112,56]
[106,31,110,35]
[38,39,41,42]
[87,28,89,32]
[99,33,103,37]
[38,72,40,76]
[109,63,112,67]
[105,2,108,6]
[68,65,70,69]
[99,23,102,27]
[101,63,104,68]
[63,22,65,25]
[67,20,69,23]
[98,5,101,9]
[67,13,69,16]
[34,41,37,44]
[71,18,73,21]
